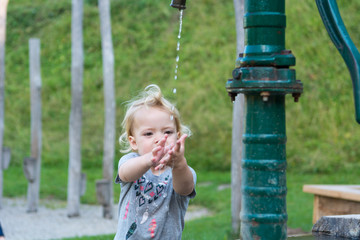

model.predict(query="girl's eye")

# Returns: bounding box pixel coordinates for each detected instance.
[144,132,153,136]
[165,130,174,135]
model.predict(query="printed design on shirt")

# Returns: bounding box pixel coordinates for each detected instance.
[140,210,149,224]
[149,218,157,238]
[133,175,170,208]
[123,201,130,219]
[144,182,153,193]
[156,184,164,195]
[126,222,137,240]
[138,176,146,184]
[139,196,146,207]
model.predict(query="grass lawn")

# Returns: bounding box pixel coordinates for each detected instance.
[54,169,360,240]
[3,1,360,239]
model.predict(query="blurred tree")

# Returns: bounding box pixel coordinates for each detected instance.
[0,0,9,209]
[67,0,84,217]
[231,0,244,235]
[98,0,115,219]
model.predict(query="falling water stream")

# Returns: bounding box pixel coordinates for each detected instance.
[163,9,184,173]
[172,10,184,109]
[168,9,184,123]
[155,10,184,175]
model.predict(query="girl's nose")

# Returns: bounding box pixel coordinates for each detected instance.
[154,133,162,144]
[154,133,167,144]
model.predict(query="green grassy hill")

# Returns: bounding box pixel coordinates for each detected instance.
[3,0,360,200]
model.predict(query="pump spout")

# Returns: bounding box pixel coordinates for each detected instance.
[316,0,360,124]
[170,0,186,10]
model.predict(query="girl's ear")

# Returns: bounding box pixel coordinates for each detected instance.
[129,136,138,151]
[177,132,181,139]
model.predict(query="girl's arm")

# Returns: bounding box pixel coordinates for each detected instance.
[118,152,154,182]
[119,136,168,182]
[168,135,194,196]
[172,158,194,196]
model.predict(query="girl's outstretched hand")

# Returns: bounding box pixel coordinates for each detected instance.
[151,134,168,167]
[166,134,187,168]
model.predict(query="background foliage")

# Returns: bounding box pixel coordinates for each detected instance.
[3,0,360,203]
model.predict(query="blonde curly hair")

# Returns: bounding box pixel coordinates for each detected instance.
[119,84,191,153]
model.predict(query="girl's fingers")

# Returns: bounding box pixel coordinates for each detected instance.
[158,134,168,147]
[174,140,181,152]
[156,153,171,169]
[152,146,161,156]
[155,163,164,171]
[179,134,187,145]
[174,134,186,151]
[160,153,170,164]
[174,134,187,151]
[165,143,174,153]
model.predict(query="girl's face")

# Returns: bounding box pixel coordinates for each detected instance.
[128,106,179,155]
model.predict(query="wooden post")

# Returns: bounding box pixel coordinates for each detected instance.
[96,179,111,206]
[231,0,245,234]
[98,0,115,219]
[26,38,42,213]
[67,0,84,217]
[0,0,9,210]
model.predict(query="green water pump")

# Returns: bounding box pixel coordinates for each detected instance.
[226,0,360,239]
[226,1,302,239]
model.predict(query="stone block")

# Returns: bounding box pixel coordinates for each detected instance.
[23,157,36,182]
[312,214,360,238]
[96,179,111,205]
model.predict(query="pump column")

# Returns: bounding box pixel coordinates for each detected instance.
[226,0,302,239]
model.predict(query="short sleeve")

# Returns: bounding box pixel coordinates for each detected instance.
[114,152,140,184]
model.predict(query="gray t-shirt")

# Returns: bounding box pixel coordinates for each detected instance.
[114,152,196,240]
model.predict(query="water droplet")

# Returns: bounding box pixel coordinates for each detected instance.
[173,88,177,94]
[170,115,174,121]
[176,56,179,62]
[174,75,177,80]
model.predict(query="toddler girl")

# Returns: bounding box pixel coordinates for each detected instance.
[114,84,196,240]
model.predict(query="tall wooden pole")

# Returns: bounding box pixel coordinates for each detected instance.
[0,0,9,209]
[27,38,42,213]
[67,0,84,217]
[231,0,244,234]
[99,0,115,219]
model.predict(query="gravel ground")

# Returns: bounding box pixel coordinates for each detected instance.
[0,198,210,240]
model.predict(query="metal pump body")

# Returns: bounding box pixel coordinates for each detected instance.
[226,0,360,239]
[226,0,303,239]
